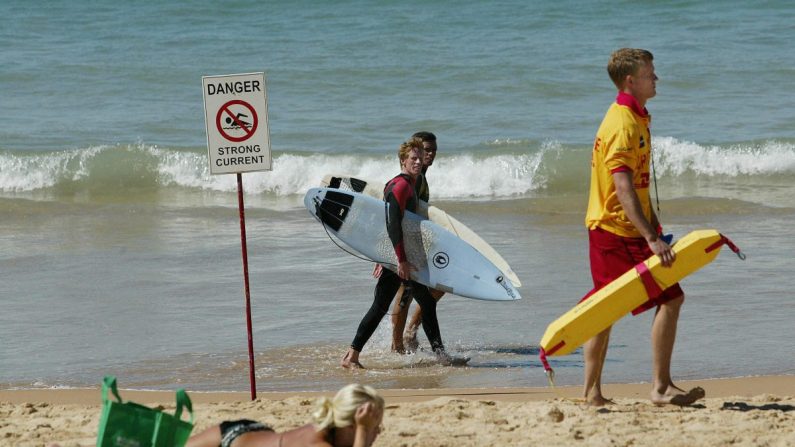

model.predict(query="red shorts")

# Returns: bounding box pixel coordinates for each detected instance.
[582,227,684,315]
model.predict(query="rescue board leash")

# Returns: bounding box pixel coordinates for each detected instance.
[707,234,746,260]
[538,347,556,387]
[537,233,746,387]
[538,345,572,401]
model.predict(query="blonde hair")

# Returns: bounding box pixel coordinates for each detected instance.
[312,384,384,431]
[398,137,425,168]
[607,48,654,89]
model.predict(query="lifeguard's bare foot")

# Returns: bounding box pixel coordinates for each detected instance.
[585,395,615,407]
[651,386,705,406]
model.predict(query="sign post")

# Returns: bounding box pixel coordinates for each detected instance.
[202,72,271,400]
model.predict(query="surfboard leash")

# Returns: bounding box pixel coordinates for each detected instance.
[312,197,409,317]
[312,196,381,264]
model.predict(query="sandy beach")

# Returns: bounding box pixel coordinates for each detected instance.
[2,375,793,447]
[4,3,795,447]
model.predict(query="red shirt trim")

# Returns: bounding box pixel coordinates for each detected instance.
[610,166,631,174]
[616,92,648,117]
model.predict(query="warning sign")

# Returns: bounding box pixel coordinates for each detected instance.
[203,72,272,174]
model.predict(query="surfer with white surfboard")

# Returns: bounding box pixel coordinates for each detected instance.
[580,48,704,406]
[387,131,446,354]
[341,138,453,369]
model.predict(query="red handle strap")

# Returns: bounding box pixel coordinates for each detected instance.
[635,262,663,300]
[539,347,551,371]
[538,347,556,387]
[705,233,746,260]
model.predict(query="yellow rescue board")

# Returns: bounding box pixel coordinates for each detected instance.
[540,229,733,358]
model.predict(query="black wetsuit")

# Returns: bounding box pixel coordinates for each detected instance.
[350,173,444,353]
[415,171,430,203]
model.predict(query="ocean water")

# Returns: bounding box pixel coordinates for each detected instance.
[1,1,794,393]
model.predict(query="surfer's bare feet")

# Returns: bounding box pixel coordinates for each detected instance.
[651,386,705,406]
[403,335,419,353]
[403,328,419,352]
[435,350,454,366]
[434,349,469,366]
[341,349,365,369]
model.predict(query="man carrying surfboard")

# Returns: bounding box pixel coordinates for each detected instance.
[582,48,704,406]
[388,131,445,354]
[341,138,450,369]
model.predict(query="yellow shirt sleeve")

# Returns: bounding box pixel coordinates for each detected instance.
[603,119,638,174]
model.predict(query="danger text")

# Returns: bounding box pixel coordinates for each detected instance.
[207,80,262,95]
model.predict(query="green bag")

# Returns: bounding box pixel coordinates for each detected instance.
[96,375,194,447]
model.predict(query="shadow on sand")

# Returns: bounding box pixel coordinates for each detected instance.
[722,402,795,412]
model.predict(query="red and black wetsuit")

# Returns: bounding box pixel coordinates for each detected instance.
[384,173,418,263]
[350,173,444,353]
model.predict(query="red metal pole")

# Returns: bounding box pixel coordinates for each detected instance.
[237,173,257,400]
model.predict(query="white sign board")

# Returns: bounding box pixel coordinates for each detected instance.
[203,72,272,174]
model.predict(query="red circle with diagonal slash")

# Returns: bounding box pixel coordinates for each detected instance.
[216,100,259,142]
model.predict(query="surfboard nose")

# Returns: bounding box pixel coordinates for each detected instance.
[456,273,522,301]
[496,275,522,301]
[304,187,330,224]
[303,188,321,216]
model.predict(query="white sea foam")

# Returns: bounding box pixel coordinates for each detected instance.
[654,137,795,177]
[2,140,794,200]
[171,142,556,198]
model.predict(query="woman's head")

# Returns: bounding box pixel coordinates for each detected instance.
[312,383,384,431]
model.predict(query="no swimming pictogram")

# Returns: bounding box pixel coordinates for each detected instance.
[216,100,259,142]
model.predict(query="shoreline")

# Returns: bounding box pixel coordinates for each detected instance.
[2,375,793,446]
[2,374,792,404]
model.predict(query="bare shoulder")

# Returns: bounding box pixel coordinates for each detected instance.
[228,430,281,447]
[282,424,331,447]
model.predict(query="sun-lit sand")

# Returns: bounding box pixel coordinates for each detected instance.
[2,375,793,446]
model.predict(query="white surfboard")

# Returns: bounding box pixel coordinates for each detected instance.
[304,187,521,301]
[321,174,521,287]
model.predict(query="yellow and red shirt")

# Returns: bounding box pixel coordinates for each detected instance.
[585,92,653,238]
